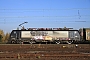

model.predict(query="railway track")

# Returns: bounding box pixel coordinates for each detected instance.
[0,53,90,60]
[0,44,90,60]
[0,44,90,53]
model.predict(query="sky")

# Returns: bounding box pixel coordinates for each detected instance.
[0,0,90,33]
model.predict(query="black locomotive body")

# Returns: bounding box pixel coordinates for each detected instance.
[8,28,81,44]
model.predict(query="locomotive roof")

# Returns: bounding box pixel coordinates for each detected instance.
[12,29,79,31]
[12,27,80,31]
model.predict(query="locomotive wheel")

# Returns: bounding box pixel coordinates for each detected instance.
[11,40,16,44]
[55,41,60,44]
[67,40,73,44]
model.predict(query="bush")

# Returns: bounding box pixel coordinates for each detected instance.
[0,29,10,43]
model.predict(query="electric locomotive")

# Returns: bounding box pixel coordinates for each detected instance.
[8,27,81,44]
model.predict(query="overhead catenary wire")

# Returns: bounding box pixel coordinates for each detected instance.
[0,20,90,23]
[0,8,89,18]
[0,8,90,10]
[0,15,90,18]
[0,8,90,24]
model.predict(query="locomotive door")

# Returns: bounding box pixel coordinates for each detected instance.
[69,31,74,39]
[15,31,20,40]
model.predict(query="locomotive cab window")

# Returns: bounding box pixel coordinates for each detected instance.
[10,30,17,38]
[74,31,80,37]
[14,31,16,34]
